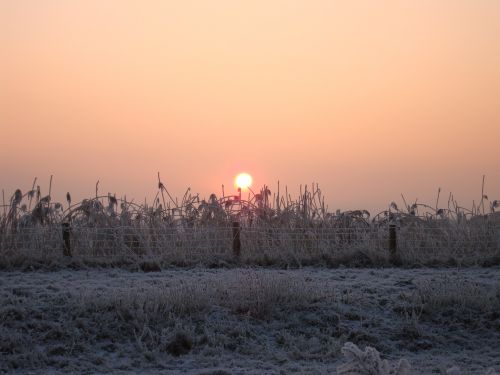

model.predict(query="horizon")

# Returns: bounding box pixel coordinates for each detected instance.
[1,173,497,216]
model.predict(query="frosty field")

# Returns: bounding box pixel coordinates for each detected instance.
[1,266,499,374]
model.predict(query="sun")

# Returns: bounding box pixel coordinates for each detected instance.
[235,173,253,190]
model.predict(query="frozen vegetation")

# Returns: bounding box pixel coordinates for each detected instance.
[1,266,499,374]
[1,179,500,269]
[1,180,500,373]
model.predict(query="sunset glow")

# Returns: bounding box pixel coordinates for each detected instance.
[0,1,499,212]
[235,173,253,190]
[2,3,500,373]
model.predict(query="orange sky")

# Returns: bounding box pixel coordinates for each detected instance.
[1,0,499,214]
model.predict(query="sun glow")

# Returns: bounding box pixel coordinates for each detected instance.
[235,173,253,190]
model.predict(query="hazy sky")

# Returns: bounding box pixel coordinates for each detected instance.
[1,0,499,213]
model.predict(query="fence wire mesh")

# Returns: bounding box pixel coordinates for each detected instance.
[1,222,499,263]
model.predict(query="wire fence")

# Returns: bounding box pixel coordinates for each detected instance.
[1,222,499,264]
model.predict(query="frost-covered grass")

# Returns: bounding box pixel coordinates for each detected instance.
[1,267,499,374]
[2,180,499,269]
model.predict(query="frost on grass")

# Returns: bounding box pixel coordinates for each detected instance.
[415,275,500,316]
[445,367,498,375]
[1,267,500,373]
[2,180,500,269]
[338,342,498,375]
[337,342,410,375]
[220,269,319,319]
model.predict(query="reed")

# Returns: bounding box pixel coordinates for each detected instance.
[0,176,498,269]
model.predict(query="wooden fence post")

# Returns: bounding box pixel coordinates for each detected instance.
[232,221,241,256]
[62,222,72,257]
[389,223,398,263]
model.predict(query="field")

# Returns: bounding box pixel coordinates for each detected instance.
[1,181,500,373]
[1,266,500,374]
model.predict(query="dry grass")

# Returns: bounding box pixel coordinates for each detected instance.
[1,267,499,373]
[1,177,499,269]
[0,268,335,372]
[415,275,500,317]
[397,274,500,333]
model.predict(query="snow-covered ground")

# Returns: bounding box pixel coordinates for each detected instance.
[1,266,499,374]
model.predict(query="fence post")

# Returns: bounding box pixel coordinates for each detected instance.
[62,222,72,257]
[232,221,241,256]
[389,223,398,262]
